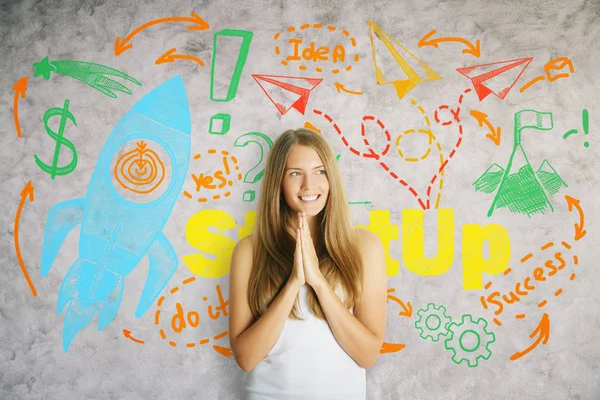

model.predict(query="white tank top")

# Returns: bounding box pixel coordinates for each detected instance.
[241,283,366,400]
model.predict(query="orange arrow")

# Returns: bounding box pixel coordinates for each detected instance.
[15,181,36,296]
[380,342,406,354]
[565,195,586,241]
[123,329,145,344]
[115,12,210,56]
[470,110,501,145]
[214,345,234,357]
[12,77,28,138]
[510,313,550,360]
[304,122,321,134]
[418,29,481,58]
[155,48,205,67]
[381,289,409,354]
[387,288,412,317]
[334,82,363,95]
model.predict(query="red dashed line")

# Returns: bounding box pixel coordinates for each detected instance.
[314,89,470,211]
[313,92,470,212]
[313,109,428,209]
[427,88,471,209]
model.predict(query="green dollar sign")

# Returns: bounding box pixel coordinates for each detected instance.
[34,99,78,179]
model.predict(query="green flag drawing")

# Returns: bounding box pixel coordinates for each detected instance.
[474,110,568,217]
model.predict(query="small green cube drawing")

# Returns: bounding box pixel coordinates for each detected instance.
[242,190,256,202]
[209,113,231,135]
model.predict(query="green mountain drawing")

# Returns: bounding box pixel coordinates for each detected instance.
[473,163,504,194]
[536,159,568,195]
[473,113,567,217]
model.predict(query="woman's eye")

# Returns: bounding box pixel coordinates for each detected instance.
[290,170,326,176]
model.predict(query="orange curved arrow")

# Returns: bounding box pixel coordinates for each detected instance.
[214,345,234,357]
[15,181,36,296]
[418,29,481,58]
[387,288,412,317]
[380,342,406,354]
[115,12,210,56]
[381,289,409,354]
[470,110,501,145]
[155,48,205,66]
[123,329,145,344]
[12,77,28,138]
[510,313,549,360]
[334,82,363,95]
[565,195,586,241]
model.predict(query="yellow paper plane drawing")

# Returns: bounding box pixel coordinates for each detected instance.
[368,20,441,100]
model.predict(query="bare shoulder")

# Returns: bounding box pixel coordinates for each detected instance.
[352,229,387,346]
[229,234,256,348]
[354,228,385,277]
[230,235,255,285]
[235,234,254,256]
[355,228,383,253]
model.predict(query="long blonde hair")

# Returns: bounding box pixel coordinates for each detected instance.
[247,128,364,321]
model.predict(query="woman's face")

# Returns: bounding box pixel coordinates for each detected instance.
[280,144,329,216]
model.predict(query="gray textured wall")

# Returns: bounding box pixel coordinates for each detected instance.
[1,0,599,399]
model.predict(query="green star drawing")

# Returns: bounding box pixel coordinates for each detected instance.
[33,56,55,80]
[31,56,142,98]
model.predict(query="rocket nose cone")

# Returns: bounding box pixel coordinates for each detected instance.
[132,75,191,134]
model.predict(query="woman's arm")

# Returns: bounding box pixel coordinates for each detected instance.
[312,229,387,369]
[228,236,302,372]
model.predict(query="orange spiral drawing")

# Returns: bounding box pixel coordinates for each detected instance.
[114,141,166,194]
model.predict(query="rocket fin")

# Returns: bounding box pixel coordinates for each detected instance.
[58,257,126,350]
[58,257,96,351]
[41,198,85,277]
[135,232,178,318]
[96,270,124,331]
[62,295,96,352]
[57,257,91,315]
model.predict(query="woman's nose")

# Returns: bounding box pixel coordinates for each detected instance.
[301,176,316,188]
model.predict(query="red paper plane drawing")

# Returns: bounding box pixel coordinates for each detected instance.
[252,74,322,115]
[457,57,532,101]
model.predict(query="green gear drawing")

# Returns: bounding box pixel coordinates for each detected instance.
[414,303,452,342]
[444,314,496,368]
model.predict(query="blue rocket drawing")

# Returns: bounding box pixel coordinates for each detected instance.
[40,75,191,351]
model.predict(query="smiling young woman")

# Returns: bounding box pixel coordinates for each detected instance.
[228,128,387,400]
